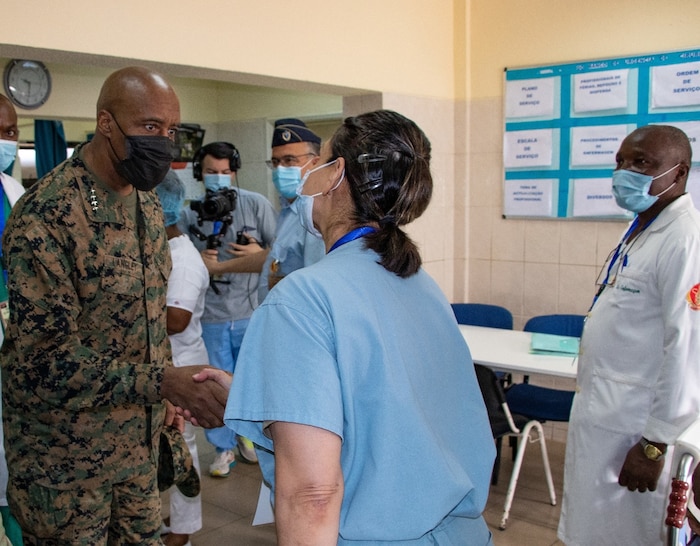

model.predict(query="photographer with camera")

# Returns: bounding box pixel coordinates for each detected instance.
[178,141,276,475]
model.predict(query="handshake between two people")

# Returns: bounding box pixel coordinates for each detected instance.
[161,366,233,429]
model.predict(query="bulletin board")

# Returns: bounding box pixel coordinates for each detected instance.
[503,47,700,219]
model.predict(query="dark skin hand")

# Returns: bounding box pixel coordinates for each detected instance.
[618,441,666,492]
[161,365,229,428]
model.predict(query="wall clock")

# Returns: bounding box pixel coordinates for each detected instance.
[3,59,52,110]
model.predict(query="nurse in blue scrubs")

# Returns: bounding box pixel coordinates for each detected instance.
[222,110,495,545]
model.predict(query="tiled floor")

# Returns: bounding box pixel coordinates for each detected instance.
[163,429,566,545]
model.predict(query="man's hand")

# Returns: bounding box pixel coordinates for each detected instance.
[162,365,229,429]
[200,241,269,275]
[225,235,263,258]
[201,249,223,275]
[618,441,665,492]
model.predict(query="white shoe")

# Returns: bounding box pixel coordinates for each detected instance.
[237,435,259,464]
[209,449,237,477]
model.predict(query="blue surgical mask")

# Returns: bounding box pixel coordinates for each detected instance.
[272,166,303,199]
[0,139,18,173]
[203,173,231,192]
[293,159,344,239]
[272,157,315,199]
[611,163,680,213]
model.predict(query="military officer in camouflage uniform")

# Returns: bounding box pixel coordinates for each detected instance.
[0,67,228,545]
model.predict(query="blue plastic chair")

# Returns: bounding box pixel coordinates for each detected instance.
[505,314,583,422]
[450,303,513,330]
[523,314,584,338]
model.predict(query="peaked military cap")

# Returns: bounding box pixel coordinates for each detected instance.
[272,118,321,147]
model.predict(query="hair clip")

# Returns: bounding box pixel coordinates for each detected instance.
[357,153,386,193]
[357,153,386,164]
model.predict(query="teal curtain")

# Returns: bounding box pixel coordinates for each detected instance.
[34,120,67,179]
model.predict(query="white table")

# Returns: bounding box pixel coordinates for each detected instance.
[459,324,579,379]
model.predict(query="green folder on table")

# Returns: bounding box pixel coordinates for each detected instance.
[529,332,580,356]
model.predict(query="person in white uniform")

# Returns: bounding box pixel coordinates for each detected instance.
[217,110,495,544]
[179,142,277,473]
[558,125,700,546]
[157,171,210,546]
[0,93,24,546]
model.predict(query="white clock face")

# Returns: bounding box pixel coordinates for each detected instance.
[3,60,51,110]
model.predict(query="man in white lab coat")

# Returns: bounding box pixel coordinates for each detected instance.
[0,93,24,546]
[558,125,700,546]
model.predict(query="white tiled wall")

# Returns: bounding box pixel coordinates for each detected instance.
[466,96,624,329]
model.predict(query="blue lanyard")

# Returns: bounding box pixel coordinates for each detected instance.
[0,183,7,288]
[0,183,5,240]
[329,226,377,253]
[590,215,656,311]
[599,217,640,288]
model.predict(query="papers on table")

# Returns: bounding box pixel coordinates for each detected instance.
[530,333,580,356]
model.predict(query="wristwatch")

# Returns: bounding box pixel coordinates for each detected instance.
[640,437,665,461]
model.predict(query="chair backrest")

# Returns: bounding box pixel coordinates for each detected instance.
[451,303,513,330]
[523,314,585,337]
[474,364,520,437]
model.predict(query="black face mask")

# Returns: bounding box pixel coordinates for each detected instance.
[109,115,176,191]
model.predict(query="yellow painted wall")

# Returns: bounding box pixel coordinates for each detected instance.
[2,0,458,100]
[469,0,700,99]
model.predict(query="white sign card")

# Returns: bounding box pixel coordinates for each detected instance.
[657,121,700,161]
[570,125,628,167]
[503,129,554,168]
[573,69,629,113]
[571,178,629,217]
[504,179,556,217]
[651,61,700,108]
[505,77,556,119]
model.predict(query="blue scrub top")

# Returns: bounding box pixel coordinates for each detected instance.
[225,239,494,544]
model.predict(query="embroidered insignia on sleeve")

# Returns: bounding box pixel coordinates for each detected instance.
[686,283,700,310]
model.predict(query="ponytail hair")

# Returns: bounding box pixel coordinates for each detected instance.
[329,110,433,277]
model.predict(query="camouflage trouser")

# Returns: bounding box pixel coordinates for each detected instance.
[10,467,163,546]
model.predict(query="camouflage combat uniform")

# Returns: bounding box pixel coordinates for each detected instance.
[0,143,172,545]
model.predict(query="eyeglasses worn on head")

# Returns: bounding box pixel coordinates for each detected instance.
[265,153,317,169]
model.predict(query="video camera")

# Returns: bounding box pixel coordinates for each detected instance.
[190,187,237,223]
[188,187,238,253]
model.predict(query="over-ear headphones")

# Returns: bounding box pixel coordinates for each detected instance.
[192,141,242,181]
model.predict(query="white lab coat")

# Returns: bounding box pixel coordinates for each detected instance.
[0,173,24,208]
[558,194,700,546]
[0,172,23,509]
